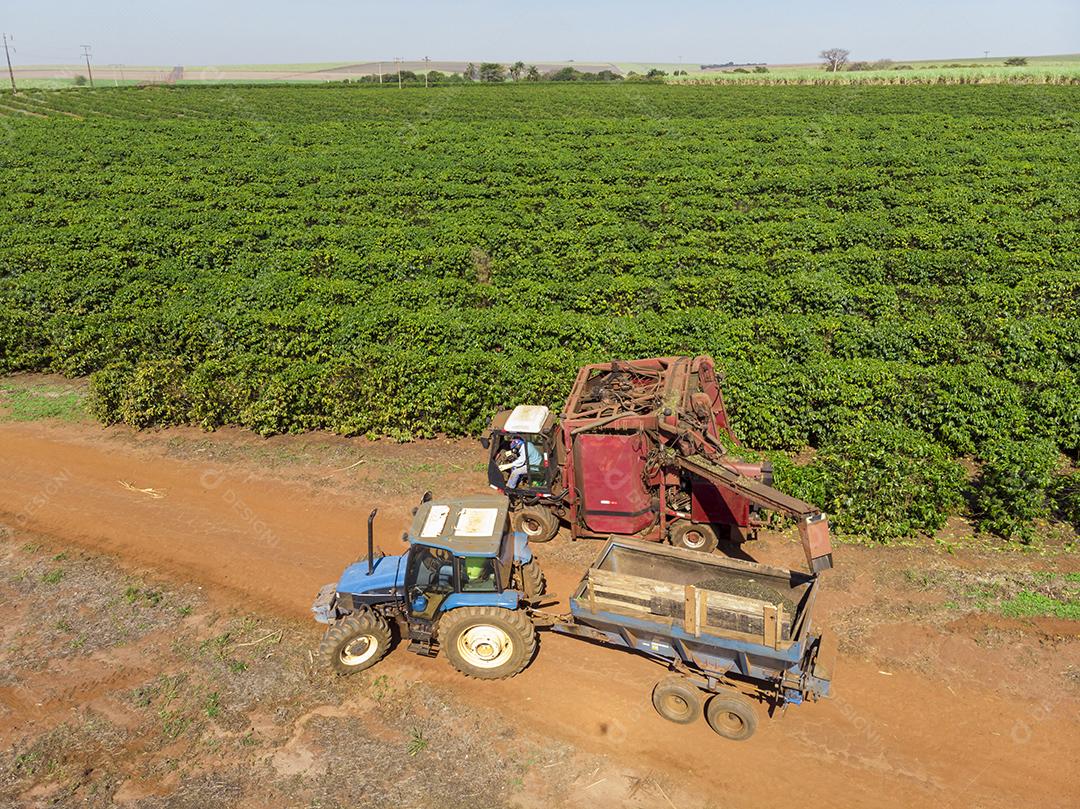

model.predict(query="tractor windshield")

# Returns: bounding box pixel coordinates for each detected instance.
[406,546,455,594]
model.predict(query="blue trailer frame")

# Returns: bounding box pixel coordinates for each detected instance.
[548,537,834,739]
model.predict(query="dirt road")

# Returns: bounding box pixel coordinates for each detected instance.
[1,419,1077,808]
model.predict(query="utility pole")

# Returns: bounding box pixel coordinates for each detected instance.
[377,62,382,83]
[81,44,94,87]
[423,55,430,88]
[396,56,402,89]
[2,33,16,94]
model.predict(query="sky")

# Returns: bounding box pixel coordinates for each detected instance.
[4,0,1077,67]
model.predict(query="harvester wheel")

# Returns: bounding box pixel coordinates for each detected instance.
[669,521,719,554]
[705,692,758,741]
[317,611,392,676]
[519,560,547,599]
[440,606,537,680]
[651,676,703,725]
[511,506,559,543]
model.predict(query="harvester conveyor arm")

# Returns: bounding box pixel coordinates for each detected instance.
[677,453,834,574]
[678,454,820,519]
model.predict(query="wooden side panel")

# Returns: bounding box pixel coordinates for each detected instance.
[584,568,793,642]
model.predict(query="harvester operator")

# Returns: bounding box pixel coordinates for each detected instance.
[505,437,542,489]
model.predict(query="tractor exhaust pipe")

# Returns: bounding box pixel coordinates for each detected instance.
[367,508,378,575]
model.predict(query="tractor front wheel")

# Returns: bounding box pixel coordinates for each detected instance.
[669,521,719,554]
[440,607,537,680]
[511,506,559,543]
[317,611,392,675]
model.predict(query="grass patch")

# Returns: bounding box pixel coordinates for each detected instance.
[407,727,428,756]
[0,382,87,423]
[904,567,1080,621]
[1000,591,1080,621]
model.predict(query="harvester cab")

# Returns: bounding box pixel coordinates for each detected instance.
[311,494,547,680]
[483,405,559,496]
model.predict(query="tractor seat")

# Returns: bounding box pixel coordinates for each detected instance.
[436,565,454,589]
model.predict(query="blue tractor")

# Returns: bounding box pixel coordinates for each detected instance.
[311,493,546,680]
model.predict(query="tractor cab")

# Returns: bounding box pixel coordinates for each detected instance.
[404,496,525,619]
[483,405,559,496]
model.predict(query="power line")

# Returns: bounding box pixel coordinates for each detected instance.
[81,44,94,87]
[2,33,16,94]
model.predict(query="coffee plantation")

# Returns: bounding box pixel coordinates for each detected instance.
[1,83,1077,540]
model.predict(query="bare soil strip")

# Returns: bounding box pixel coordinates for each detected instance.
[1,420,1077,808]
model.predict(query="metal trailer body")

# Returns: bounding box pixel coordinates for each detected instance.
[549,537,834,737]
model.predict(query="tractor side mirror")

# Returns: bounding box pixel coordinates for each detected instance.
[421,491,432,503]
[401,531,409,543]
[480,436,490,449]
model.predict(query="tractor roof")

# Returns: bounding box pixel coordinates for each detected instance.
[490,405,554,434]
[408,495,510,557]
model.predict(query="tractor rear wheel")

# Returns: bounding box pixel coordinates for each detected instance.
[651,676,703,724]
[511,506,559,543]
[440,607,537,680]
[705,692,758,741]
[669,521,719,554]
[317,611,392,676]
[519,560,547,599]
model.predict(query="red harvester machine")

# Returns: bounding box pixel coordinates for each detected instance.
[483,356,832,573]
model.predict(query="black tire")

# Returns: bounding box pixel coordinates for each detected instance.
[705,692,758,741]
[669,521,719,554]
[316,611,392,676]
[651,676,703,725]
[511,506,559,543]
[439,606,537,680]
[519,560,547,599]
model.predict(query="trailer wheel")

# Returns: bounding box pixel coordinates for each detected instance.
[512,506,559,543]
[317,611,392,676]
[519,560,547,599]
[651,676,703,725]
[669,522,719,554]
[705,692,758,741]
[440,607,537,680]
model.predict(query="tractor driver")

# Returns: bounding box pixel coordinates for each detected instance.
[462,557,496,591]
[505,437,542,489]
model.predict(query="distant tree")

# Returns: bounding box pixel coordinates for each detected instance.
[645,68,667,79]
[871,58,894,70]
[819,48,850,72]
[847,61,871,71]
[526,65,541,81]
[509,61,526,81]
[465,62,478,81]
[426,70,445,84]
[478,62,506,82]
[73,74,88,86]
[1004,56,1028,66]
[753,65,769,73]
[547,66,578,81]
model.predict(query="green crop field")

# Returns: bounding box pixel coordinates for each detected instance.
[1,83,1077,541]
